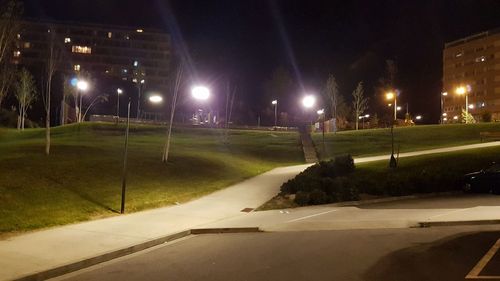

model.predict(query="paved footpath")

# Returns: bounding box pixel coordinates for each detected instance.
[1,141,500,280]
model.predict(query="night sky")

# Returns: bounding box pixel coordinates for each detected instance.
[24,0,500,123]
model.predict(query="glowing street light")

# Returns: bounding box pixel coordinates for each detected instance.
[396,106,402,111]
[455,85,471,123]
[192,86,210,101]
[317,109,324,115]
[272,100,278,126]
[149,94,163,103]
[415,115,422,120]
[74,79,89,123]
[386,91,397,121]
[116,88,123,118]
[302,94,316,109]
[441,91,448,124]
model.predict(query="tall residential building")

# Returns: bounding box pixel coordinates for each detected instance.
[13,19,171,91]
[442,28,500,122]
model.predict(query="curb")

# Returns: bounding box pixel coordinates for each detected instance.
[332,191,462,207]
[13,227,262,281]
[418,219,500,228]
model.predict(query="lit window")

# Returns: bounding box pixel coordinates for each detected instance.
[133,60,138,67]
[132,78,137,83]
[64,37,71,43]
[47,29,51,33]
[475,56,486,63]
[125,35,130,40]
[13,50,20,57]
[71,45,92,54]
[74,64,81,71]
[455,51,463,58]
[107,32,112,38]
[16,33,20,39]
[23,42,30,48]
[136,29,143,33]
[122,69,128,73]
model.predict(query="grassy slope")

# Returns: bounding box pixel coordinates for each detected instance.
[0,123,303,233]
[313,123,500,159]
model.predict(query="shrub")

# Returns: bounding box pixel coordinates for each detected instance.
[482,111,492,122]
[333,154,355,176]
[309,189,328,205]
[294,191,310,206]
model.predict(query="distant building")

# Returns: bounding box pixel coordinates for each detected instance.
[442,28,500,122]
[13,18,171,91]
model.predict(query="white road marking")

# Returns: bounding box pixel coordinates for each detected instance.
[466,238,500,279]
[286,210,337,223]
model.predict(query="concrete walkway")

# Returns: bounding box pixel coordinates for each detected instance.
[1,141,500,280]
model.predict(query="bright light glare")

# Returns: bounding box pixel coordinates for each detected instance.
[415,115,422,120]
[302,95,316,109]
[468,104,475,109]
[192,86,210,100]
[455,86,466,95]
[117,88,123,94]
[453,115,459,120]
[317,109,324,115]
[149,95,163,103]
[272,100,277,105]
[386,92,394,100]
[396,106,402,111]
[365,114,370,118]
[77,80,89,91]
[443,117,448,121]
[442,92,448,96]
[442,113,447,116]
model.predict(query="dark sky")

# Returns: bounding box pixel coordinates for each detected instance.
[24,0,500,123]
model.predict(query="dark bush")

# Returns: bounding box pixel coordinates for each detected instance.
[294,191,310,206]
[309,189,328,205]
[333,154,355,176]
[482,111,492,122]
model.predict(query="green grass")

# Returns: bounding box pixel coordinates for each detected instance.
[0,123,303,233]
[313,123,500,159]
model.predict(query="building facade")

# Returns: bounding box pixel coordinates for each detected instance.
[442,28,500,122]
[13,19,171,91]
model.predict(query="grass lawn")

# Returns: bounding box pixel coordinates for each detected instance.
[259,145,500,210]
[0,123,303,233]
[313,123,500,159]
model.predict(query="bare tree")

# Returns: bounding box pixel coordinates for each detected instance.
[0,62,14,108]
[61,75,75,124]
[0,0,22,108]
[162,64,183,163]
[352,81,368,130]
[324,74,339,132]
[42,29,61,155]
[14,68,37,130]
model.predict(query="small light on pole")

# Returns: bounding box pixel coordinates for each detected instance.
[455,85,471,123]
[149,94,163,103]
[116,88,123,118]
[272,100,278,127]
[415,115,422,120]
[75,79,89,123]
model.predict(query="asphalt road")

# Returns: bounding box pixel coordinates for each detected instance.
[53,225,500,281]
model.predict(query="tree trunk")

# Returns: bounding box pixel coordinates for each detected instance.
[355,114,359,130]
[45,116,50,155]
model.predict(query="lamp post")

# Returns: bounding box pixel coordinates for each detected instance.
[302,94,316,129]
[120,98,131,214]
[116,88,123,118]
[317,108,325,153]
[441,92,448,124]
[76,80,89,123]
[272,100,278,127]
[386,91,397,121]
[359,114,370,129]
[455,85,470,123]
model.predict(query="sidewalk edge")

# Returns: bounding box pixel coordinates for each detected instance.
[13,227,261,281]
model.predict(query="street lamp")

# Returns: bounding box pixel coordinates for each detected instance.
[386,91,397,121]
[192,86,210,101]
[302,94,316,109]
[116,88,123,118]
[359,114,370,129]
[455,85,471,123]
[441,92,448,124]
[272,100,278,127]
[415,115,422,121]
[76,80,89,123]
[317,108,325,154]
[149,94,163,103]
[120,97,131,214]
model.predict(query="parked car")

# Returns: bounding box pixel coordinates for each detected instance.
[464,163,500,194]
